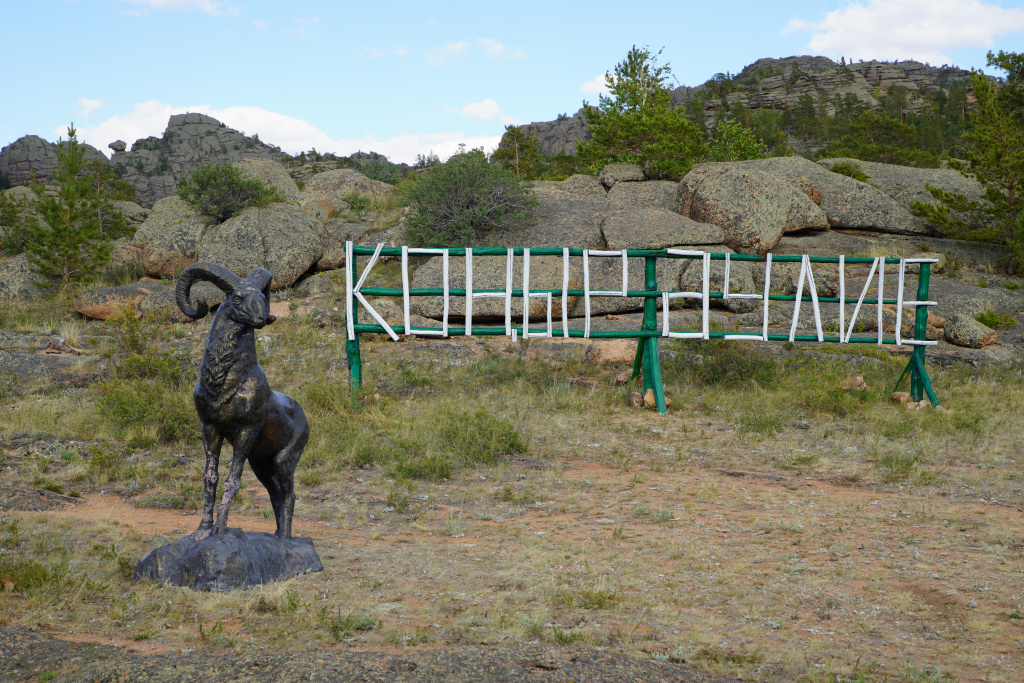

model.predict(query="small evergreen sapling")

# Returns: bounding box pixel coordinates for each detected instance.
[575,45,706,179]
[24,125,131,284]
[490,125,543,180]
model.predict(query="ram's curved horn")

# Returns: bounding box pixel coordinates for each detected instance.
[176,262,242,319]
[246,267,273,304]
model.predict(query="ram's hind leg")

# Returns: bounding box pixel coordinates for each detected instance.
[271,418,309,539]
[191,423,223,541]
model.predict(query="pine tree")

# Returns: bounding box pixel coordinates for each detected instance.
[576,46,705,179]
[911,51,1024,269]
[24,125,126,284]
[705,120,767,162]
[490,125,543,179]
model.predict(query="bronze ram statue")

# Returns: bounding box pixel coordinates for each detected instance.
[176,262,309,541]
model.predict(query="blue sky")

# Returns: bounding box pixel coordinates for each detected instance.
[2,0,1023,163]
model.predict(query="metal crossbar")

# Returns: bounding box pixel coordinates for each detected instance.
[345,243,939,412]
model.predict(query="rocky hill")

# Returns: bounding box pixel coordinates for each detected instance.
[0,135,108,185]
[106,113,286,207]
[522,55,980,157]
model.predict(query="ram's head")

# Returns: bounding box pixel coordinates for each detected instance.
[175,262,276,328]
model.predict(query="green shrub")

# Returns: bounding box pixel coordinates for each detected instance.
[388,453,453,482]
[976,309,1017,329]
[356,157,405,184]
[177,162,286,222]
[95,379,196,444]
[0,188,29,255]
[342,191,371,213]
[436,409,528,466]
[402,149,536,247]
[664,340,779,388]
[94,313,197,443]
[828,161,869,182]
[325,610,378,640]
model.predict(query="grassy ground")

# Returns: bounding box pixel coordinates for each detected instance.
[1,292,1023,682]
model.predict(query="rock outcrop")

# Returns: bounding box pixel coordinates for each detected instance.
[738,156,927,235]
[944,313,997,348]
[678,162,828,253]
[518,109,591,156]
[133,196,211,279]
[0,135,108,186]
[816,158,985,229]
[0,254,42,300]
[110,113,286,207]
[522,56,980,157]
[197,203,323,289]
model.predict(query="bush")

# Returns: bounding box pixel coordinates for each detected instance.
[663,340,779,389]
[177,162,286,222]
[976,309,1017,329]
[93,312,197,444]
[828,161,869,182]
[402,148,536,247]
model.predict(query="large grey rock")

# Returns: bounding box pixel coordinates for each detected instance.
[561,174,607,199]
[198,203,323,288]
[409,253,582,320]
[599,163,644,188]
[316,219,371,271]
[927,277,1022,321]
[678,162,828,254]
[298,193,350,223]
[495,187,607,248]
[234,158,298,196]
[602,206,723,250]
[944,313,997,348]
[606,180,681,212]
[302,169,394,199]
[751,259,841,298]
[74,282,170,320]
[0,254,42,300]
[112,113,286,207]
[110,200,149,227]
[818,158,986,230]
[567,255,685,317]
[742,156,928,235]
[134,528,322,591]
[139,283,225,323]
[678,245,759,313]
[134,196,211,279]
[0,135,107,186]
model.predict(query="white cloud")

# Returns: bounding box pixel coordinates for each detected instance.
[251,19,268,30]
[394,43,408,57]
[456,98,520,125]
[69,100,501,163]
[77,97,103,119]
[477,38,526,61]
[118,0,239,16]
[281,15,319,39]
[783,0,1024,65]
[579,73,612,95]
[426,41,470,66]
[353,46,385,60]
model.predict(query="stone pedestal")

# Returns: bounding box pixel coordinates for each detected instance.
[134,528,322,591]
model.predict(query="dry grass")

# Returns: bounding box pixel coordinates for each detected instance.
[1,308,1023,682]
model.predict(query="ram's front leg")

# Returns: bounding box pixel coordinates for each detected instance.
[213,429,257,533]
[191,422,222,541]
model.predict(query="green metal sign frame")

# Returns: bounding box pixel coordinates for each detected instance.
[345,245,939,412]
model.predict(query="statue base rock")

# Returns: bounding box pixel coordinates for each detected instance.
[134,527,322,591]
